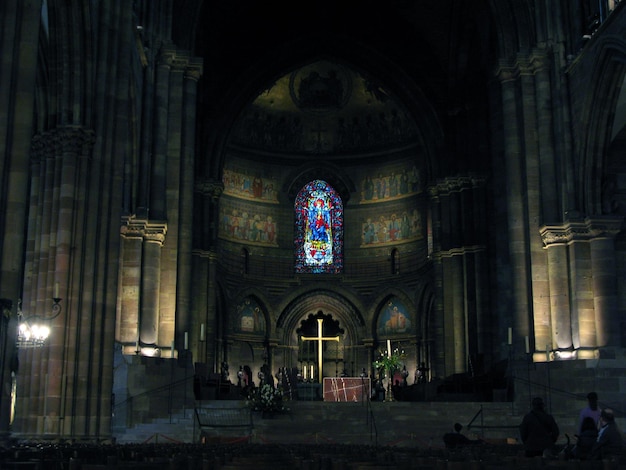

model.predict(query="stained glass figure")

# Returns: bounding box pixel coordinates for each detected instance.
[295,180,343,273]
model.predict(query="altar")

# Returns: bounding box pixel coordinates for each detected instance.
[323,377,370,402]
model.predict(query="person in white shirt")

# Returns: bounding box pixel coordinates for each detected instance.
[578,392,601,435]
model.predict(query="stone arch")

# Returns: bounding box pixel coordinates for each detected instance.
[278,289,364,342]
[370,291,416,341]
[284,162,356,204]
[226,288,274,338]
[487,0,536,62]
[276,289,367,376]
[221,289,275,383]
[579,37,626,215]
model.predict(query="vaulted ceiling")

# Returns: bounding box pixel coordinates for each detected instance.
[181,0,497,177]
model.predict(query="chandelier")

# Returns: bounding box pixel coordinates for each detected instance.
[16,296,63,349]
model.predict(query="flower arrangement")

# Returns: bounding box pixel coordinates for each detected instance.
[372,348,406,378]
[246,384,287,413]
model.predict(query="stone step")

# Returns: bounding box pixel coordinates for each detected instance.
[113,396,592,447]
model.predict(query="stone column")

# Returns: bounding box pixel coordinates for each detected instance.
[193,180,222,371]
[140,222,167,348]
[588,218,622,347]
[175,59,202,358]
[431,176,489,375]
[545,242,572,350]
[450,254,466,373]
[0,300,17,441]
[428,186,446,377]
[533,53,559,223]
[540,217,622,354]
[569,236,594,351]
[148,48,173,220]
[496,63,539,351]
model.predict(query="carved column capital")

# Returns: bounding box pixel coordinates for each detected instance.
[494,60,520,83]
[196,179,224,200]
[429,174,486,197]
[30,126,95,162]
[121,216,168,245]
[184,58,204,81]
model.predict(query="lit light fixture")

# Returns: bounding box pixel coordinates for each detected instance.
[16,296,62,348]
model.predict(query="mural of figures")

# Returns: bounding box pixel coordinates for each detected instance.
[234,298,266,335]
[360,209,422,246]
[377,298,412,336]
[219,200,279,246]
[222,167,279,203]
[360,164,424,203]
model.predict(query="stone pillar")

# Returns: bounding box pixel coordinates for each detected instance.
[545,242,572,350]
[588,218,622,347]
[428,187,445,377]
[149,48,173,220]
[540,217,622,356]
[569,238,594,350]
[193,180,222,371]
[0,300,17,441]
[430,176,489,375]
[140,222,167,348]
[0,0,40,321]
[175,59,202,358]
[208,250,220,372]
[496,63,538,351]
[118,220,143,352]
[451,254,466,373]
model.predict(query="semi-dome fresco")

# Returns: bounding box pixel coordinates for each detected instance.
[230,60,418,154]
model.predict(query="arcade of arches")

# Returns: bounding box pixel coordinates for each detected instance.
[1,0,626,441]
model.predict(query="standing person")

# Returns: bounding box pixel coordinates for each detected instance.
[591,408,624,460]
[578,392,602,434]
[519,397,560,457]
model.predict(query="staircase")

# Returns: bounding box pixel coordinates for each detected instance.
[249,400,522,448]
[113,408,196,444]
[113,400,527,447]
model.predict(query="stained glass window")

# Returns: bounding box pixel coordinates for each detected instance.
[295,180,343,273]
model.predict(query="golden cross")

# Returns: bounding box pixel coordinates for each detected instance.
[301,317,339,383]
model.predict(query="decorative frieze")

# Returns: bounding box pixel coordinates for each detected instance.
[540,217,623,246]
[30,127,95,162]
[431,245,486,261]
[428,175,486,197]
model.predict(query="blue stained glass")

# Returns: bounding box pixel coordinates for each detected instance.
[295,180,343,273]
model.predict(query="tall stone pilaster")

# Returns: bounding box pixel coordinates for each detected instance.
[540,216,623,358]
[430,176,488,376]
[192,180,223,371]
[496,63,538,352]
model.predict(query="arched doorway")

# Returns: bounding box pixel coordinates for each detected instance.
[276,290,366,384]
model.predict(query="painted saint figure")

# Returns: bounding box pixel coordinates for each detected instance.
[308,197,331,243]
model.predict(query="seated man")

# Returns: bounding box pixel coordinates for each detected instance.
[591,408,624,460]
[443,423,483,449]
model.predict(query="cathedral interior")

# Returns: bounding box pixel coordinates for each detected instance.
[1,0,626,443]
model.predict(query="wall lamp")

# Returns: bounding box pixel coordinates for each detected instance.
[16,296,62,348]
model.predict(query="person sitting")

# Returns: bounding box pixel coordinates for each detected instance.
[591,408,624,460]
[443,423,483,449]
[571,416,598,460]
